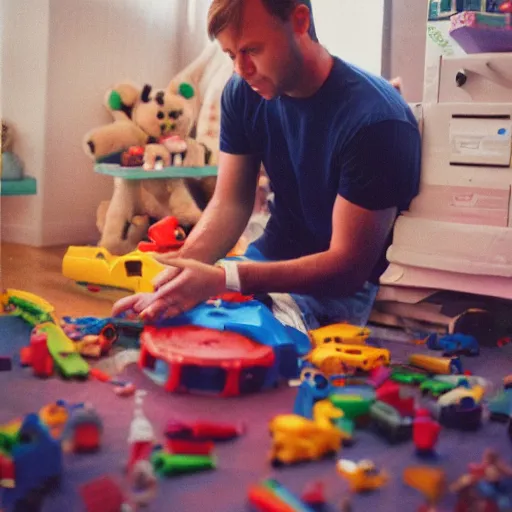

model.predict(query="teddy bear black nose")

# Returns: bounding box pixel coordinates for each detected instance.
[168,110,183,120]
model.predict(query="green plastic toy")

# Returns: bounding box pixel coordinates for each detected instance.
[151,452,216,476]
[330,394,373,419]
[37,322,89,379]
[420,378,457,397]
[391,370,428,385]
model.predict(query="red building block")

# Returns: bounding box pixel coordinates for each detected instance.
[79,475,127,512]
[377,381,415,417]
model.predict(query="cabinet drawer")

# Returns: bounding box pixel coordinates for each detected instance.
[438,53,512,103]
[406,183,510,227]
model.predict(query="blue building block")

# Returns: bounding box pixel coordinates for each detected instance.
[1,414,62,510]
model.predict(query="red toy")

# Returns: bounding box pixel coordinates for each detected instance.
[301,481,326,508]
[20,331,53,378]
[209,291,255,303]
[137,216,186,253]
[413,409,441,457]
[376,381,415,417]
[165,419,244,442]
[79,475,128,512]
[0,452,15,489]
[121,145,144,167]
[139,325,275,396]
[499,1,512,13]
[127,390,155,473]
[166,438,214,456]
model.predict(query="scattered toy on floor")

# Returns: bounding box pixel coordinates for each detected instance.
[127,459,158,510]
[61,403,103,453]
[248,478,316,512]
[450,448,512,512]
[336,459,389,493]
[425,333,480,357]
[0,356,12,372]
[127,390,156,473]
[79,475,129,512]
[403,466,447,512]
[268,400,345,467]
[413,408,441,458]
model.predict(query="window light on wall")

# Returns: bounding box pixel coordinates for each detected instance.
[311,0,385,76]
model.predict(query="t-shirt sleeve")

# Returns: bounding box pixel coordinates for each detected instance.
[219,75,254,155]
[337,119,421,211]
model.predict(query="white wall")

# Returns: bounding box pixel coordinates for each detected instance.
[1,0,50,245]
[2,0,185,246]
[312,0,385,76]
[311,0,428,102]
[180,0,211,68]
[390,0,429,102]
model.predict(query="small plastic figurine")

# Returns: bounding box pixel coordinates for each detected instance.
[451,448,512,511]
[61,403,103,453]
[127,460,157,510]
[472,449,512,510]
[337,459,389,493]
[127,390,155,473]
[413,408,441,458]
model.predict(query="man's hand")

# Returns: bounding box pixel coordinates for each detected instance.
[111,258,226,321]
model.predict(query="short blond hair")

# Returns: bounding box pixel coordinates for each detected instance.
[207,0,317,41]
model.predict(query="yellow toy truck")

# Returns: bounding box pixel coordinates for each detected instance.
[62,246,165,293]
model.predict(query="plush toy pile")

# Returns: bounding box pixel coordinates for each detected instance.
[84,42,233,255]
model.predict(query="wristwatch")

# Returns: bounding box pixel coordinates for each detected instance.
[217,260,241,292]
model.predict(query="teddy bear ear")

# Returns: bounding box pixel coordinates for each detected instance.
[141,84,152,103]
[178,82,195,99]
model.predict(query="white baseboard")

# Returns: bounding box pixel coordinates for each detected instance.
[1,221,42,246]
[40,220,99,247]
[1,219,99,247]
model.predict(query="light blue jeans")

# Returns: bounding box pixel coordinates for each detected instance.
[225,244,379,331]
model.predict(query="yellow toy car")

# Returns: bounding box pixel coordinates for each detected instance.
[305,344,390,376]
[62,246,166,293]
[337,459,389,493]
[308,323,370,347]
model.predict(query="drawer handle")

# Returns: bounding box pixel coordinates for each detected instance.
[455,62,512,89]
[455,69,467,87]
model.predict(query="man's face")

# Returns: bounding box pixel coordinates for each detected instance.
[216,0,303,100]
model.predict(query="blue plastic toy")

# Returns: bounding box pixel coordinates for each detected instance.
[293,365,334,418]
[1,413,62,510]
[426,333,480,356]
[155,299,312,380]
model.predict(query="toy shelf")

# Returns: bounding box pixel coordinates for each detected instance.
[94,164,218,179]
[0,177,37,196]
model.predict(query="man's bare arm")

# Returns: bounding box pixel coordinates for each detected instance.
[237,195,397,296]
[178,151,261,264]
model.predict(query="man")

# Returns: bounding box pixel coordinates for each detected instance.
[112,0,421,332]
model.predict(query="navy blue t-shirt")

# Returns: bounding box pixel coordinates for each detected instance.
[219,57,421,284]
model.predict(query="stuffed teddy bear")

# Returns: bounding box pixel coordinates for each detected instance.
[84,79,217,255]
[84,80,209,168]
